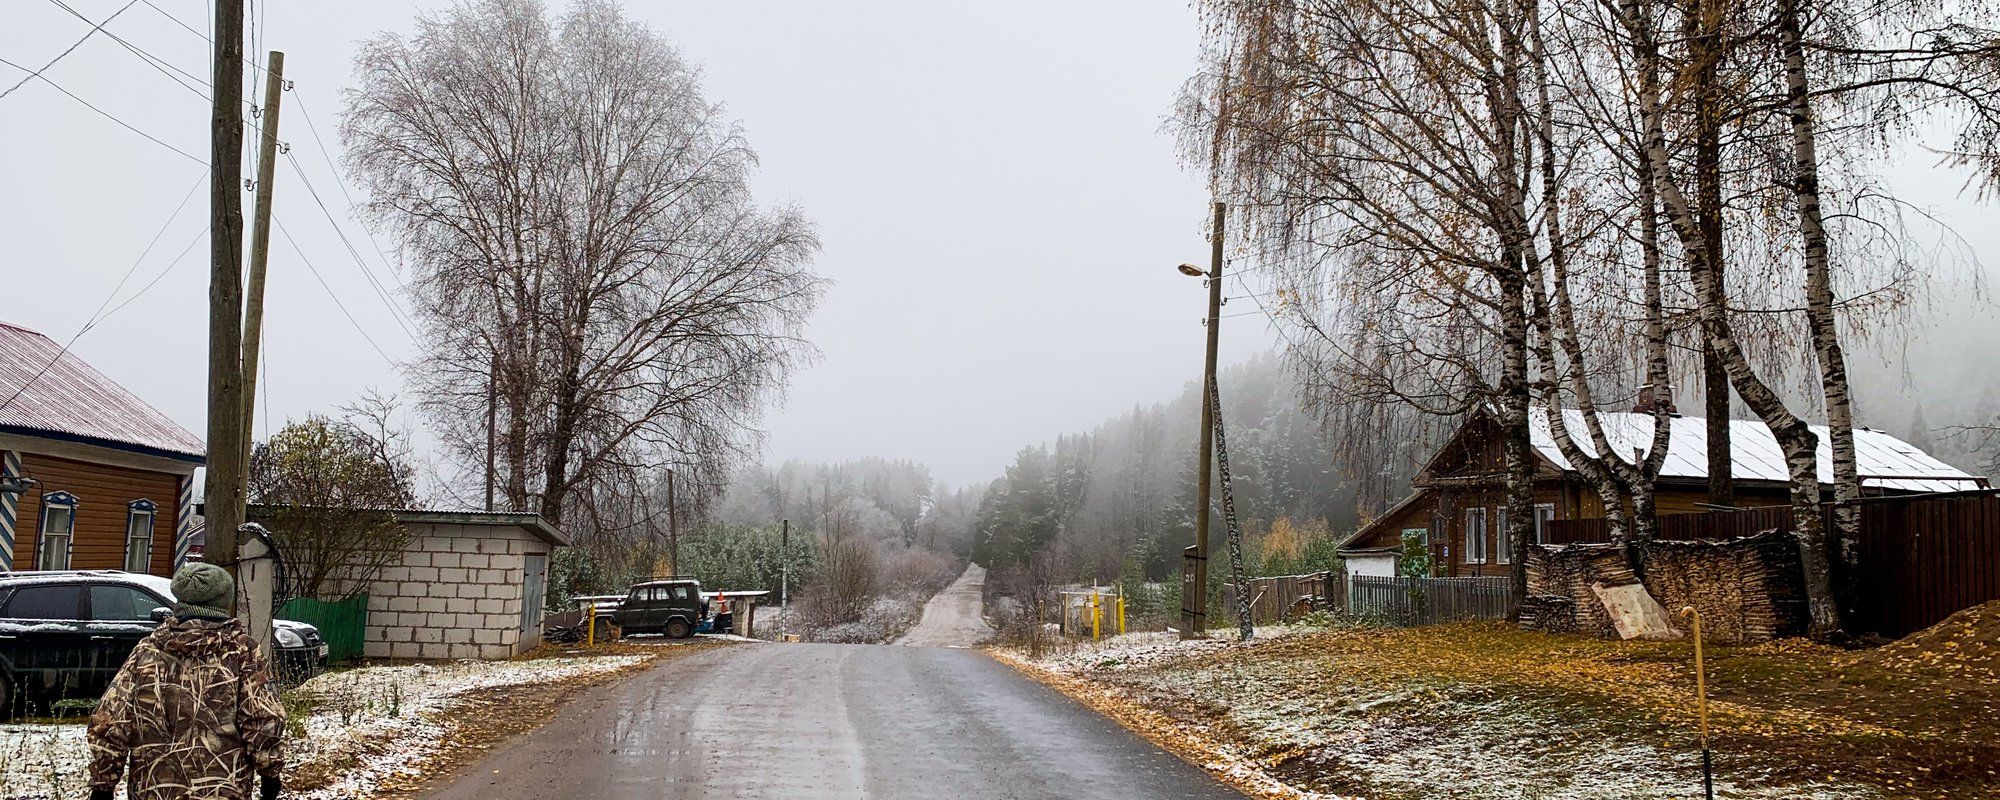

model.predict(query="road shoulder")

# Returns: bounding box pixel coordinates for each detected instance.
[308,640,726,799]
[988,647,1322,800]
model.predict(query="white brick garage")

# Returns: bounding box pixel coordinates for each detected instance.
[359,510,566,660]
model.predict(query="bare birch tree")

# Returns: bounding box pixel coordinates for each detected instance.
[343,0,824,539]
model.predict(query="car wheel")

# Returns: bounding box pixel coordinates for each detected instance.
[665,618,693,639]
[0,672,13,722]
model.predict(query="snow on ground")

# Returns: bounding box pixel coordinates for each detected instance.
[1038,624,1318,673]
[1011,624,1885,800]
[0,655,644,800]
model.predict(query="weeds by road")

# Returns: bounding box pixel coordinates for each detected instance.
[998,621,2000,799]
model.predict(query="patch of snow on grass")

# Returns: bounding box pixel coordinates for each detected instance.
[0,655,644,800]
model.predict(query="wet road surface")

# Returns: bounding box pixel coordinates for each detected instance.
[893,563,996,647]
[423,642,1245,799]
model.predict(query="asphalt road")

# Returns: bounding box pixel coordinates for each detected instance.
[893,563,997,647]
[423,642,1245,800]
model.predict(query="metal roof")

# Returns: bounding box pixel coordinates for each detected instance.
[1529,408,1985,494]
[0,321,204,462]
[237,504,571,547]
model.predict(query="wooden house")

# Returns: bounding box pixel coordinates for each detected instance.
[1339,404,1987,579]
[0,322,203,575]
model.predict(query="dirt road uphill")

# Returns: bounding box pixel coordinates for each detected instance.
[894,563,996,647]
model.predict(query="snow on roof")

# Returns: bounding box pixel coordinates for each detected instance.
[1529,408,1985,494]
[0,321,204,461]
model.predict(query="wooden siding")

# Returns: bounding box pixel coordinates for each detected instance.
[13,453,180,576]
[1347,481,1577,577]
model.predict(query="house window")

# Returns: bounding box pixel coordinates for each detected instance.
[125,500,157,573]
[37,491,77,571]
[1464,507,1487,564]
[1495,507,1511,564]
[1534,504,1556,544]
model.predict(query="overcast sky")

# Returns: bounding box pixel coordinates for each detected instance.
[3,1,1996,493]
[1,0,1284,491]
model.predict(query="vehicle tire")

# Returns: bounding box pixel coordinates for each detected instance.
[0,671,13,722]
[665,618,693,639]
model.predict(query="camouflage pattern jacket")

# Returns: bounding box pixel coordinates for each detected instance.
[87,616,286,800]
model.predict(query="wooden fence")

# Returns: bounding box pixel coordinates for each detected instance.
[1224,572,1340,624]
[1538,491,2000,638]
[1851,492,2000,637]
[1347,576,1513,626]
[1543,505,1794,545]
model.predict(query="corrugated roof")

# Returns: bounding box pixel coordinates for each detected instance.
[0,321,204,461]
[1530,408,1984,494]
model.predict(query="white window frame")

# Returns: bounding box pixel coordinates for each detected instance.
[38,491,78,571]
[1495,507,1512,564]
[1464,507,1487,564]
[1534,503,1556,544]
[125,499,157,573]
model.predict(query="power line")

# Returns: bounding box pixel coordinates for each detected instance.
[284,151,421,342]
[273,214,397,364]
[140,0,267,78]
[291,92,410,297]
[98,224,209,322]
[0,0,139,102]
[0,175,209,414]
[43,0,209,98]
[86,172,207,324]
[0,55,203,164]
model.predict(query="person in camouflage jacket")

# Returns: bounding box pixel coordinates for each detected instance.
[87,563,285,800]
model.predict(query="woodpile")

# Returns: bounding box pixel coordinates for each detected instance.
[1521,530,1806,643]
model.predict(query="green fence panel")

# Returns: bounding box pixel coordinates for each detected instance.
[278,595,370,663]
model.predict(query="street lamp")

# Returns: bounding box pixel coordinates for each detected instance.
[1179,203,1225,639]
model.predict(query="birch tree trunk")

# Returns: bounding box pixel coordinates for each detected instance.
[1620,0,1843,636]
[1781,0,1863,618]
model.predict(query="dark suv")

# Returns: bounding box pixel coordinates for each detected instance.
[610,579,707,639]
[0,571,327,718]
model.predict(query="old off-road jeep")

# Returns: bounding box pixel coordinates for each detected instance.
[611,578,707,639]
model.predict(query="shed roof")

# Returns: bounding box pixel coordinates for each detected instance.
[239,504,570,547]
[1530,408,1985,494]
[0,321,204,462]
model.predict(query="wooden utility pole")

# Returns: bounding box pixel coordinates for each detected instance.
[205,0,247,577]
[240,51,285,490]
[666,469,679,575]
[1184,201,1225,639]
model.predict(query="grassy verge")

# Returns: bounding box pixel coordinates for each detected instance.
[995,622,2000,800]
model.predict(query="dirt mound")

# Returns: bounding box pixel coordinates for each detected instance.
[1854,600,2000,679]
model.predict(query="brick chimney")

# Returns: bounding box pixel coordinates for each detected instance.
[1633,383,1677,415]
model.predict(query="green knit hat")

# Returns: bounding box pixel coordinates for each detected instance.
[170,562,235,619]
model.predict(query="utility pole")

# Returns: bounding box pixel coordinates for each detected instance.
[781,518,790,607]
[240,51,285,491]
[666,469,679,576]
[205,0,247,578]
[1183,201,1225,639]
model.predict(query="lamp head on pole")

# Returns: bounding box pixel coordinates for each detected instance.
[1176,263,1205,278]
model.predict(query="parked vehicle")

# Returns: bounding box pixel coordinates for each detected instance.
[609,578,707,639]
[0,570,327,718]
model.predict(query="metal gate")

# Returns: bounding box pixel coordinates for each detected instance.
[521,553,548,642]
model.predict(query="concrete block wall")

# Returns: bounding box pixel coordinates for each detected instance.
[361,523,551,660]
